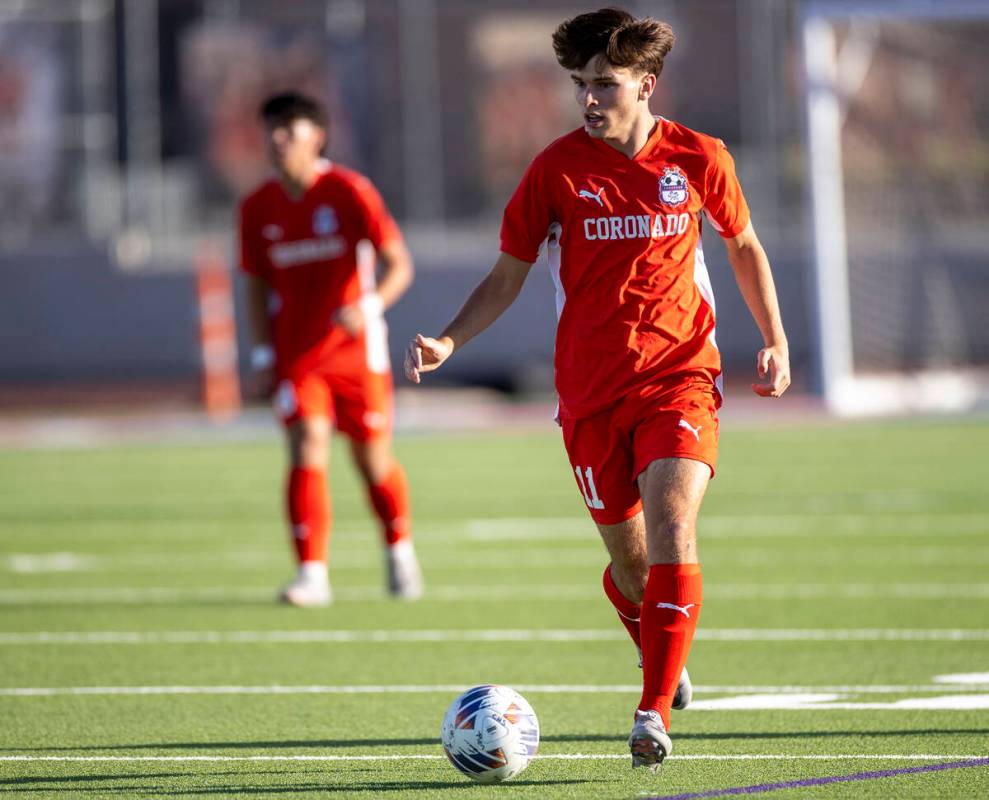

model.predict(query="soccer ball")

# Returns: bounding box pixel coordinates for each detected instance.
[440,684,540,783]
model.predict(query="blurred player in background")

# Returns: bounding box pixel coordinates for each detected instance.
[240,92,422,607]
[405,8,788,769]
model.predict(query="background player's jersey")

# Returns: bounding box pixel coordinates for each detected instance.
[500,118,750,420]
[239,162,401,376]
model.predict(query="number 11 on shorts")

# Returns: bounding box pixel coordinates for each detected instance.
[575,465,605,510]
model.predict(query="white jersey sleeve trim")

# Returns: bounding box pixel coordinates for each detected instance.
[692,236,724,399]
[356,238,390,374]
[546,222,566,320]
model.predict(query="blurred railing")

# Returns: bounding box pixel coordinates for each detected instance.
[16,1,985,402]
[0,0,802,263]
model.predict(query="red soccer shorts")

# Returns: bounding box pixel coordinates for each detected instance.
[273,365,393,441]
[560,375,720,525]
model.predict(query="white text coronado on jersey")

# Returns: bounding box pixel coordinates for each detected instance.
[583,212,691,242]
[269,236,346,268]
[267,205,345,268]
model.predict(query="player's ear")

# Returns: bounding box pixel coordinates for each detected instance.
[638,73,657,102]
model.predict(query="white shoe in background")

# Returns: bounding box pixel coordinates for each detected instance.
[278,561,332,607]
[673,667,692,711]
[386,540,424,600]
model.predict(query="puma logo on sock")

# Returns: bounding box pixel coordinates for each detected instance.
[657,602,695,618]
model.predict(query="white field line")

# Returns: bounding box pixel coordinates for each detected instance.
[3,683,988,697]
[4,512,986,546]
[2,549,613,573]
[709,583,989,599]
[0,587,278,604]
[696,629,989,641]
[935,672,989,684]
[687,694,989,711]
[3,582,989,605]
[62,547,974,571]
[0,754,983,763]
[6,550,988,573]
[465,514,989,540]
[6,553,99,574]
[1,629,988,646]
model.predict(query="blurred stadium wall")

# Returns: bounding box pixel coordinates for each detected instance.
[0,0,985,412]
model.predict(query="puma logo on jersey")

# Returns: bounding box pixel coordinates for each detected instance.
[657,602,695,618]
[578,187,605,207]
[678,419,702,441]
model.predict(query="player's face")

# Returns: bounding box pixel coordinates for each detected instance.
[265,118,325,181]
[570,57,652,140]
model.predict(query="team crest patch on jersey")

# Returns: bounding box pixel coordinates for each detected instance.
[312,205,338,236]
[659,166,689,207]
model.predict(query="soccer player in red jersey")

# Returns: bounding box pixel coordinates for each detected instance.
[240,92,423,607]
[405,9,789,768]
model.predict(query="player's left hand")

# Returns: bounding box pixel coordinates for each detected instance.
[333,303,365,337]
[404,334,453,383]
[752,345,790,398]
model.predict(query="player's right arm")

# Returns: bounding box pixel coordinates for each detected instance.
[245,274,277,397]
[407,148,552,383]
[404,252,532,383]
[238,197,277,397]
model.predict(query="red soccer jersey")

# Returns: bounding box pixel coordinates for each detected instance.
[239,162,401,375]
[500,118,750,419]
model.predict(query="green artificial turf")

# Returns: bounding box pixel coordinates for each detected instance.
[0,417,987,798]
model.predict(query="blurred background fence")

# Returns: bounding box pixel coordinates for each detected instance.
[0,0,985,415]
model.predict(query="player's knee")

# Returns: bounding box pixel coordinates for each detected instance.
[351,440,393,484]
[656,518,696,558]
[289,421,329,467]
[611,559,648,603]
[292,443,327,469]
[355,457,390,485]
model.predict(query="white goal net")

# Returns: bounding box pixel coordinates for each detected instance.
[802,1,989,415]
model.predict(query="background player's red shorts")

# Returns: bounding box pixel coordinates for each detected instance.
[273,365,393,441]
[560,375,720,525]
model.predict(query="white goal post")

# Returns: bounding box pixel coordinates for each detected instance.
[801,0,989,415]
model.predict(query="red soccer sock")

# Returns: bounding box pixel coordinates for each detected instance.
[367,464,411,546]
[286,467,330,563]
[638,563,703,728]
[602,564,642,651]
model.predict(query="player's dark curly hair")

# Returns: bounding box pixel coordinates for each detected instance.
[259,92,327,129]
[552,7,676,77]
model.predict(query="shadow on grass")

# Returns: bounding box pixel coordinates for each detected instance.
[151,779,592,794]
[8,727,987,754]
[0,773,185,788]
[0,778,592,795]
[4,737,437,751]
